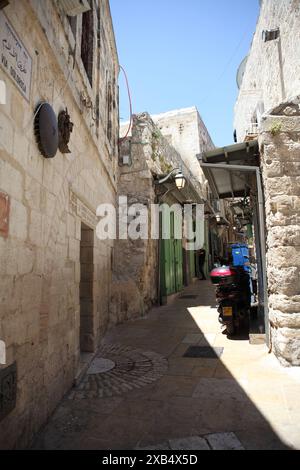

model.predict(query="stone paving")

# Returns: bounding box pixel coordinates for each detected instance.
[136,432,245,450]
[33,281,300,450]
[69,344,168,399]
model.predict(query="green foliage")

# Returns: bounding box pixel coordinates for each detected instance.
[152,129,161,140]
[151,131,160,161]
[159,155,172,173]
[150,130,172,173]
[270,121,282,136]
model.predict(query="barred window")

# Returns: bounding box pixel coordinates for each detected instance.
[106,80,112,142]
[81,0,94,86]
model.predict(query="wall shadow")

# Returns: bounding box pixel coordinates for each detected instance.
[32,281,293,450]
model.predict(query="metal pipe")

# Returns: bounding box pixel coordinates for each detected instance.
[155,168,179,185]
[255,167,269,344]
[200,162,260,172]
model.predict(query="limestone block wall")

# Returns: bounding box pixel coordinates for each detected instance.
[234,0,300,142]
[0,0,118,448]
[151,107,214,196]
[112,160,157,322]
[259,101,300,366]
[114,112,202,322]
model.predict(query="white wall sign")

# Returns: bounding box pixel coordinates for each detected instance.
[0,11,32,101]
[0,79,6,104]
[0,340,6,365]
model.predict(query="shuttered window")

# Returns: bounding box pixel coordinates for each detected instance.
[81,0,94,86]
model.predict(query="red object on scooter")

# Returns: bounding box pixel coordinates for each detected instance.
[210,266,238,286]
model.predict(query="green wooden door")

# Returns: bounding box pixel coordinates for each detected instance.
[160,208,175,296]
[188,220,195,279]
[167,212,176,295]
[174,211,183,291]
[160,207,183,297]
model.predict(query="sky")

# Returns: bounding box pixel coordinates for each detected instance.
[109,0,260,148]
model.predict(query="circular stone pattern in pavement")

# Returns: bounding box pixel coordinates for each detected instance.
[70,344,168,399]
[87,358,116,374]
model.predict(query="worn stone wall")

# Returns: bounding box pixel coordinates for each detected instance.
[259,101,300,366]
[234,1,300,365]
[0,0,118,448]
[112,116,157,324]
[151,107,215,195]
[114,112,203,322]
[150,107,216,278]
[234,0,300,142]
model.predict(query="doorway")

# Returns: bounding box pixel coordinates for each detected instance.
[80,223,94,353]
[159,207,184,301]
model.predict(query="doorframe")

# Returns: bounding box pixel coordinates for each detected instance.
[79,221,95,353]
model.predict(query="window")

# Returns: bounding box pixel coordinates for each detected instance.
[106,80,112,142]
[81,0,94,86]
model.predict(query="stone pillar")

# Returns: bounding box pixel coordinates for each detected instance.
[259,98,300,366]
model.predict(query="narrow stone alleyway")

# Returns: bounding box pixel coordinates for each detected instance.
[33,281,300,450]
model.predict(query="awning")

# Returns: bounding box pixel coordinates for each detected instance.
[198,140,259,199]
[197,140,269,343]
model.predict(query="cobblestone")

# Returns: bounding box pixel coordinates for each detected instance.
[33,282,300,450]
[70,344,168,400]
[136,433,244,450]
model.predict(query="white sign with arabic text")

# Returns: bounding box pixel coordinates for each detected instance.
[0,11,32,101]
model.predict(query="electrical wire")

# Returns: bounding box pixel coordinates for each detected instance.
[198,28,251,106]
[118,65,133,144]
[24,100,46,131]
[216,29,250,84]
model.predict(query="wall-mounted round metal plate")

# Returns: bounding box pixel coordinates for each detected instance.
[34,102,58,158]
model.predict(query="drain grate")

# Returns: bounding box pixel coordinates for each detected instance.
[178,295,198,299]
[183,346,224,358]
